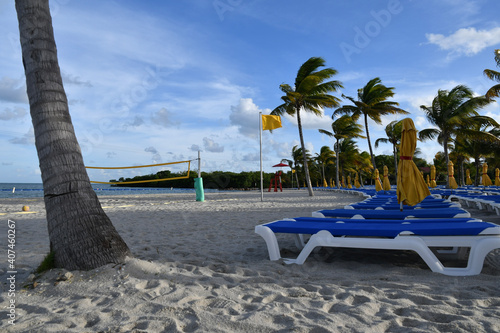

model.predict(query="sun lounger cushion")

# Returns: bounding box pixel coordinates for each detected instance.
[264,218,495,238]
[313,208,471,219]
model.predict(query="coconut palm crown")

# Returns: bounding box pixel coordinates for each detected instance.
[418,84,496,187]
[319,115,365,188]
[484,49,500,100]
[375,120,403,179]
[334,77,409,171]
[272,57,343,196]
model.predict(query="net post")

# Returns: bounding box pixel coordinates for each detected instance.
[195,151,205,202]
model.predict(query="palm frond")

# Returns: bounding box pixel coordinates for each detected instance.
[485,84,500,99]
[318,129,333,137]
[418,128,440,141]
[374,137,389,148]
[295,57,326,87]
[484,69,500,82]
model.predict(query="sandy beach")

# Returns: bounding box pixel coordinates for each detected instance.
[1,189,499,332]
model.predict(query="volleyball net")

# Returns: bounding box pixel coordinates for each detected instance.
[86,160,192,185]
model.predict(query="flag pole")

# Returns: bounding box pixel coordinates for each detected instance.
[259,112,264,201]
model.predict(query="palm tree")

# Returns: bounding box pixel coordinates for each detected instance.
[272,57,343,196]
[454,121,499,185]
[419,85,494,187]
[319,115,364,188]
[334,77,409,171]
[15,0,130,270]
[281,158,299,188]
[375,120,403,179]
[484,49,500,100]
[315,146,335,187]
[450,142,471,186]
[337,138,361,184]
[290,145,312,188]
[355,151,374,186]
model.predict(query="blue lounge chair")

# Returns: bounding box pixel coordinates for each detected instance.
[345,202,461,210]
[255,218,500,276]
[344,194,461,210]
[312,208,471,219]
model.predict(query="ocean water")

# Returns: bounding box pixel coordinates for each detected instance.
[0,183,210,199]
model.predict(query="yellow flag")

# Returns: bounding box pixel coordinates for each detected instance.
[262,115,282,131]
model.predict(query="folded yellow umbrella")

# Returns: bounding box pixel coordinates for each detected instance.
[341,176,345,188]
[448,161,458,189]
[426,174,430,187]
[495,168,500,186]
[396,118,431,206]
[382,165,391,191]
[354,172,361,188]
[466,169,473,185]
[374,169,382,191]
[430,165,437,188]
[347,175,352,189]
[323,178,328,187]
[482,163,492,186]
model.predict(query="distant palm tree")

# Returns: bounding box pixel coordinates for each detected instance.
[449,142,471,186]
[454,123,500,186]
[337,138,361,183]
[281,158,299,188]
[375,120,403,179]
[355,151,374,186]
[272,57,343,196]
[315,146,335,187]
[419,85,494,187]
[484,49,500,100]
[290,145,312,188]
[334,77,409,171]
[319,115,364,188]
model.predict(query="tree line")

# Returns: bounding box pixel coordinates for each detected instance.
[270,53,500,194]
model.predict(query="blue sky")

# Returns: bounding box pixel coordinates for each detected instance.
[1,0,500,183]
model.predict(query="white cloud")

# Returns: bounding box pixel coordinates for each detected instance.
[426,27,500,57]
[61,71,93,87]
[0,77,28,103]
[203,137,224,153]
[190,144,202,152]
[229,98,271,138]
[0,107,27,120]
[284,107,332,130]
[9,128,35,145]
[414,116,427,128]
[151,108,177,127]
[144,146,162,164]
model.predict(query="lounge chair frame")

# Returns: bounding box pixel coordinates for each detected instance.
[255,222,500,276]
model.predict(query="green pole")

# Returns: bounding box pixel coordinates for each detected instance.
[195,151,204,201]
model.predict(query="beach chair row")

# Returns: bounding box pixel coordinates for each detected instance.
[255,194,500,276]
[449,193,500,215]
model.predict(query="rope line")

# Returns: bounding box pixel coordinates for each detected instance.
[86,160,191,169]
[86,160,191,185]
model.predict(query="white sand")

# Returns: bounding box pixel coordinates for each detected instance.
[1,189,500,332]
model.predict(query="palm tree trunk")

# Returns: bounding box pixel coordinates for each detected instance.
[16,0,131,270]
[296,108,314,196]
[335,140,340,188]
[321,163,326,186]
[393,143,398,180]
[443,138,450,188]
[460,159,465,186]
[364,114,377,170]
[474,157,481,186]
